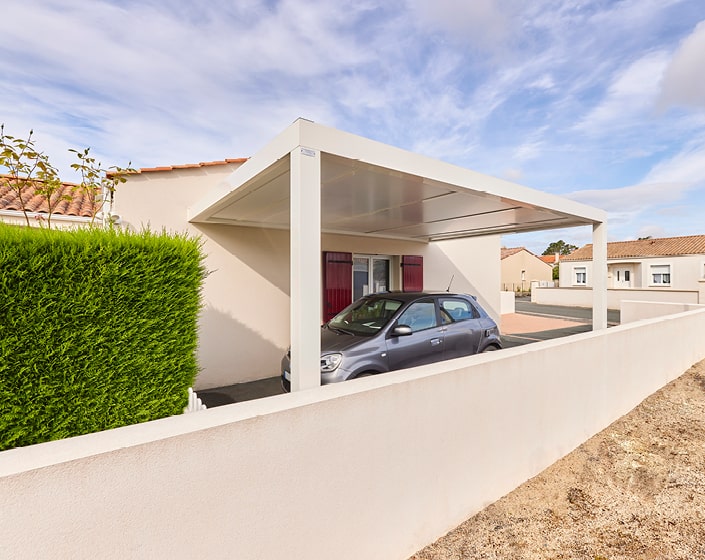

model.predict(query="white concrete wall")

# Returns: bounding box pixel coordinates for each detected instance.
[532,286,699,309]
[621,300,705,323]
[3,308,705,560]
[500,290,516,314]
[114,170,501,389]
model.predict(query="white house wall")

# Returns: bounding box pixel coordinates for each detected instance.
[114,168,501,389]
[560,255,705,291]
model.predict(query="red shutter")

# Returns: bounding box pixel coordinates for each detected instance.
[401,255,423,292]
[323,252,353,322]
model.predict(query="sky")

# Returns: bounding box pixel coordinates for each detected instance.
[2,0,705,254]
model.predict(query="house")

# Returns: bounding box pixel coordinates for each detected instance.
[3,120,609,391]
[500,247,553,292]
[0,175,98,227]
[560,235,705,291]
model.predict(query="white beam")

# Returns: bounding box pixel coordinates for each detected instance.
[592,222,608,330]
[290,146,322,391]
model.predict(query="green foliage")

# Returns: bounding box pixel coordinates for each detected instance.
[69,147,134,226]
[0,224,206,450]
[542,239,578,256]
[0,125,60,227]
[1,124,134,229]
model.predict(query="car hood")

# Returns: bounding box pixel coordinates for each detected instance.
[321,326,374,353]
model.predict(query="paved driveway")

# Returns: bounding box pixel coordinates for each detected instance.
[198,302,619,406]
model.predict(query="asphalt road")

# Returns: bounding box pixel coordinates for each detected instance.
[514,299,621,325]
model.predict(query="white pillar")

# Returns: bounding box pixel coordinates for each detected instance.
[592,222,608,330]
[290,147,322,391]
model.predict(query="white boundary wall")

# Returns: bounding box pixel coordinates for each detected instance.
[532,286,699,308]
[500,290,516,314]
[2,308,705,560]
[621,300,705,323]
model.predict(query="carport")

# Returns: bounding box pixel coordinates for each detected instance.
[188,118,607,391]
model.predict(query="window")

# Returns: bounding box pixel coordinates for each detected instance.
[650,264,671,285]
[574,266,587,285]
[624,270,630,282]
[397,300,438,332]
[439,298,479,324]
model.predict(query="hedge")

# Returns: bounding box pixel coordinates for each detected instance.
[0,224,206,450]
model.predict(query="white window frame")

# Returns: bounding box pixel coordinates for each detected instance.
[649,263,672,286]
[573,266,587,286]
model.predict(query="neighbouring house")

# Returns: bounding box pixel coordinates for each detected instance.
[500,247,553,292]
[2,120,609,391]
[0,175,98,228]
[560,235,705,290]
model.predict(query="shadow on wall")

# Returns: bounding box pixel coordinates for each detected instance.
[425,242,500,321]
[197,305,284,390]
[194,223,290,295]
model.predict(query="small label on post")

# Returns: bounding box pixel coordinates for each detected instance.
[300,147,316,157]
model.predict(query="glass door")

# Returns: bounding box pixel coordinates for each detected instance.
[353,255,391,301]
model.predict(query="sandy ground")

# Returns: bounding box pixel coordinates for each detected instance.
[410,359,705,560]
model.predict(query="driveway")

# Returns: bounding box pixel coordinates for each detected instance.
[198,302,617,406]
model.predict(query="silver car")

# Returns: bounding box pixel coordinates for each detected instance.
[281,292,501,391]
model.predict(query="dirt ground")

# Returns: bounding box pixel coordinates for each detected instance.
[410,359,705,560]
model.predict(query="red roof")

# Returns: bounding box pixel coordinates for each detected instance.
[0,176,97,217]
[563,235,705,261]
[134,158,247,174]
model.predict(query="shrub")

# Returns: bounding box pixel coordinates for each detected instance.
[0,224,206,450]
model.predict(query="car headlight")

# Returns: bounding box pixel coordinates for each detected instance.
[321,353,342,373]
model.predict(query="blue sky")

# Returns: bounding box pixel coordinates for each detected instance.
[2,0,704,253]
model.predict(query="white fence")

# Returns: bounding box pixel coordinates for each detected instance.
[532,286,700,309]
[2,308,705,560]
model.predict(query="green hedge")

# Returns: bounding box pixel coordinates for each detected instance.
[0,224,206,450]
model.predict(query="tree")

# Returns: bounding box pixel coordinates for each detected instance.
[0,124,132,229]
[0,125,63,227]
[69,147,132,227]
[542,240,578,256]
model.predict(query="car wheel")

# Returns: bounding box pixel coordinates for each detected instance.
[481,345,499,352]
[356,371,376,378]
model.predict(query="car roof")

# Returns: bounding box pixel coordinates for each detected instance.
[365,291,472,302]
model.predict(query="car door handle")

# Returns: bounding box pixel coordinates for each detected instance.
[430,338,442,346]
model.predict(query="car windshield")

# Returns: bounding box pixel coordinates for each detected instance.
[327,297,403,336]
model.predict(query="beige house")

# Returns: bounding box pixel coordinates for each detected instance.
[560,235,705,291]
[2,120,609,390]
[500,247,553,292]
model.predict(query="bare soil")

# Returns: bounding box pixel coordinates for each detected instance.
[410,359,705,560]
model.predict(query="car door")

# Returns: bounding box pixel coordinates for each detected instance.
[438,296,483,359]
[386,298,444,370]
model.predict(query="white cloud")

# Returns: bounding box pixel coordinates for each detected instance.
[406,0,515,51]
[573,51,671,135]
[658,19,705,110]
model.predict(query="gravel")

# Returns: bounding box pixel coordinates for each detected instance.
[410,359,705,560]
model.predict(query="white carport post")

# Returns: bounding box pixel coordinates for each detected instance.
[592,221,608,330]
[289,146,322,391]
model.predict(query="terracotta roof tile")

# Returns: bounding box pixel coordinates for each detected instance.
[136,158,247,174]
[539,254,561,264]
[501,247,525,260]
[563,235,705,261]
[0,176,98,218]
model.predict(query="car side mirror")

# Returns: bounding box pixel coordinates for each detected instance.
[390,325,413,337]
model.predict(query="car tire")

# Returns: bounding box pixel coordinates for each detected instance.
[481,345,499,352]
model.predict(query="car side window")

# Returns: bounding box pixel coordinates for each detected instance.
[439,298,479,322]
[397,300,438,332]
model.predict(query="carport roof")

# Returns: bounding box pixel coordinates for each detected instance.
[188,119,606,241]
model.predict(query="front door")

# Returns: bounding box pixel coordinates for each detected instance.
[613,267,632,288]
